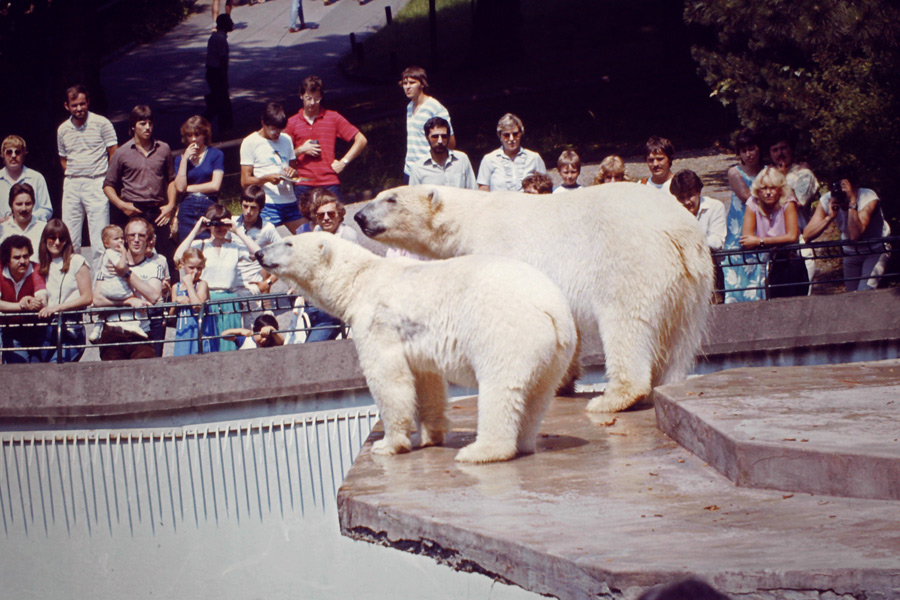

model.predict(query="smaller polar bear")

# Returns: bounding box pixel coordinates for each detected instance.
[257,233,577,463]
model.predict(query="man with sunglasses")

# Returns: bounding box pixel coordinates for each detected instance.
[477,113,545,192]
[409,117,477,189]
[57,85,119,262]
[0,136,52,224]
[285,76,367,207]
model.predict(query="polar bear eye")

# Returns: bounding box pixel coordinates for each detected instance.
[386,196,397,204]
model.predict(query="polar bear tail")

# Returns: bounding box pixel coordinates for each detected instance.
[652,232,714,387]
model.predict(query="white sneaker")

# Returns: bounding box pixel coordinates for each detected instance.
[88,323,104,343]
[108,319,149,339]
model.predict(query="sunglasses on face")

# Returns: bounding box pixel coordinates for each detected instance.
[316,210,337,220]
[500,131,522,139]
[4,148,23,157]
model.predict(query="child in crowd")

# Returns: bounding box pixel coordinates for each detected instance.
[221,313,285,349]
[641,136,675,193]
[89,224,146,341]
[594,155,628,184]
[171,248,217,356]
[522,172,553,194]
[553,150,582,193]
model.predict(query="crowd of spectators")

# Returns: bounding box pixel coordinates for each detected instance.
[0,67,895,364]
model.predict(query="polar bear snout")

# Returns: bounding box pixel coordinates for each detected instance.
[354,208,384,238]
[255,240,292,271]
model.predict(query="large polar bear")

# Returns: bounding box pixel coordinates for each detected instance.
[257,233,577,463]
[354,183,714,413]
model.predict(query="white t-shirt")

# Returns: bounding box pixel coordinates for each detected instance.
[45,254,88,307]
[190,238,251,292]
[235,216,282,289]
[239,131,297,205]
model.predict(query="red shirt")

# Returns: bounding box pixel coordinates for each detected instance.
[285,109,360,186]
[1,262,46,303]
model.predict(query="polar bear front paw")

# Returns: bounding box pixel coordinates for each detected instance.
[455,440,517,463]
[372,435,412,456]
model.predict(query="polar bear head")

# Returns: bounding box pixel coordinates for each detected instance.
[256,232,369,317]
[354,185,457,258]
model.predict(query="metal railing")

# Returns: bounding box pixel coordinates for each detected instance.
[0,292,349,364]
[713,235,897,301]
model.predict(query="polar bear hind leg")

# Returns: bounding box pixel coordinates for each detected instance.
[414,370,449,448]
[586,305,654,413]
[455,379,526,463]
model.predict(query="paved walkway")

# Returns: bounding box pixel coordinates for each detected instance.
[101,0,410,143]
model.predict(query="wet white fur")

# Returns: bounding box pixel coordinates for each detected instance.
[259,233,577,463]
[356,183,713,412]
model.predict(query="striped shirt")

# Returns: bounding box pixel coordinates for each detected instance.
[57,112,118,178]
[404,97,452,175]
[285,109,360,187]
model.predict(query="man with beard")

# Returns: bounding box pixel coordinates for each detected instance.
[408,117,476,189]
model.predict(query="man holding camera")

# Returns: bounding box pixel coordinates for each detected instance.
[803,167,891,291]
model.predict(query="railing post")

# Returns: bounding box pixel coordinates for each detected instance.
[197,301,207,354]
[55,311,64,364]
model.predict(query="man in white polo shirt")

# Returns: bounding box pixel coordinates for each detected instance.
[57,84,119,261]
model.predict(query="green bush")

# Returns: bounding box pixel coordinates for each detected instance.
[685,0,900,223]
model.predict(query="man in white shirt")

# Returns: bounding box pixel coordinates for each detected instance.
[670,169,726,251]
[57,84,119,260]
[0,136,52,222]
[409,117,477,189]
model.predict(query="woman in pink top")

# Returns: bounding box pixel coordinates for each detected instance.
[740,166,807,297]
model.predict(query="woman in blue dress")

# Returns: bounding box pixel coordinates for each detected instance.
[174,116,225,242]
[723,128,765,302]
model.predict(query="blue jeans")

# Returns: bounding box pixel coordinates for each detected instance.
[178,193,216,243]
[44,322,86,363]
[289,0,305,28]
[293,184,341,204]
[1,323,48,364]
[305,305,343,343]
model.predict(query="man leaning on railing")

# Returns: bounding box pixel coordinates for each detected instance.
[803,167,892,292]
[90,217,165,360]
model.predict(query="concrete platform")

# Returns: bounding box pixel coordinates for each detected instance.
[655,360,900,501]
[337,365,900,599]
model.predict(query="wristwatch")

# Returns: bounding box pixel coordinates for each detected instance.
[848,204,858,211]
[340,158,349,165]
[124,268,133,279]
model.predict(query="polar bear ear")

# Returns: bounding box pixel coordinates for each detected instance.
[427,187,443,211]
[317,237,333,264]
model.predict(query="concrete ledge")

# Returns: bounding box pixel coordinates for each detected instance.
[337,392,900,600]
[2,289,899,421]
[0,341,367,419]
[654,359,900,501]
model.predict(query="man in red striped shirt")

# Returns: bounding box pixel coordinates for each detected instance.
[285,76,367,205]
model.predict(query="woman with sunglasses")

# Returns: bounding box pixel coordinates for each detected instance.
[0,135,52,225]
[477,113,546,192]
[37,219,92,362]
[174,203,262,352]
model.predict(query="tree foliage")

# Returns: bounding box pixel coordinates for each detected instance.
[685,0,900,215]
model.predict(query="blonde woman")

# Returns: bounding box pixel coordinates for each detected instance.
[740,166,807,297]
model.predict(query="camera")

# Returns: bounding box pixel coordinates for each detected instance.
[207,219,229,227]
[829,180,848,208]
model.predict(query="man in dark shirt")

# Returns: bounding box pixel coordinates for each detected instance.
[203,14,234,133]
[0,235,48,363]
[103,105,177,276]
